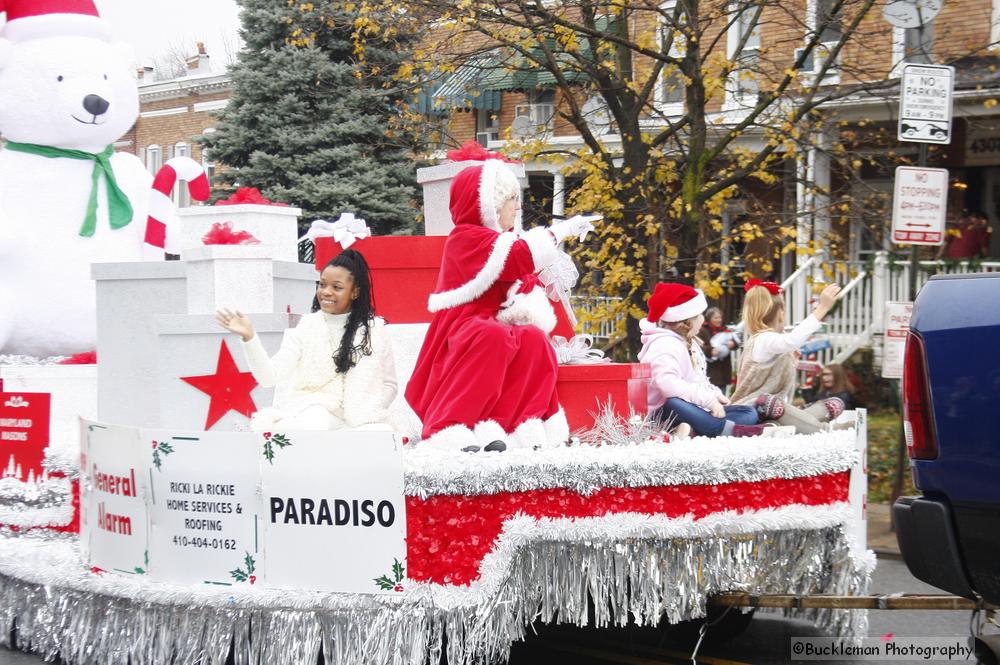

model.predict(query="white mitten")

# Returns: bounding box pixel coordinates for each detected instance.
[549,214,600,242]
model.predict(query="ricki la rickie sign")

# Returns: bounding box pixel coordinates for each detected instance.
[261,430,406,594]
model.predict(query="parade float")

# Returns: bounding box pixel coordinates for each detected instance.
[0,180,873,663]
[0,3,873,664]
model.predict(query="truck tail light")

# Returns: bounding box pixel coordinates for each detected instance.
[903,331,938,460]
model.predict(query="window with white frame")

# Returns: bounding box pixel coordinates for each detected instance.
[145,144,162,175]
[903,21,934,62]
[891,20,935,76]
[727,2,762,105]
[994,0,1000,47]
[475,109,500,146]
[514,90,556,136]
[797,0,841,83]
[659,0,685,111]
[815,0,842,42]
[202,128,216,187]
[171,142,191,208]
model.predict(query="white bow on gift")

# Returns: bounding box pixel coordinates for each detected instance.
[551,334,610,365]
[297,212,371,249]
[537,251,580,328]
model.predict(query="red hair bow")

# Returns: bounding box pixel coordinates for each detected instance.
[744,279,783,295]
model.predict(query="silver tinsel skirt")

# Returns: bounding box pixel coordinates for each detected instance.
[0,502,873,665]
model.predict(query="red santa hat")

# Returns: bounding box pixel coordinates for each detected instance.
[449,159,522,232]
[646,282,708,323]
[0,0,112,43]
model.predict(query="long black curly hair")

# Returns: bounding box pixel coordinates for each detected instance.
[311,249,376,374]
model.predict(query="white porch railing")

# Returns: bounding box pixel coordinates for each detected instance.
[571,254,1000,367]
[780,252,1000,367]
[571,295,622,340]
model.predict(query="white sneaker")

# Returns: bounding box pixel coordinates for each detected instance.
[759,425,796,437]
[672,423,692,439]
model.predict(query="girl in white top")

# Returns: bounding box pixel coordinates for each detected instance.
[216,249,397,431]
[730,280,844,434]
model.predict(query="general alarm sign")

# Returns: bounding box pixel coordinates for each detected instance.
[891,166,948,245]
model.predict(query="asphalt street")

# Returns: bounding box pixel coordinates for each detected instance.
[0,557,992,665]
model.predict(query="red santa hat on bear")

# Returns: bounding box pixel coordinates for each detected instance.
[643,283,708,328]
[447,143,522,232]
[0,0,113,43]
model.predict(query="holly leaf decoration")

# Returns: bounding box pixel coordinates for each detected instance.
[374,559,406,591]
[152,441,174,471]
[263,432,292,464]
[230,552,256,583]
[373,575,395,591]
[392,558,405,584]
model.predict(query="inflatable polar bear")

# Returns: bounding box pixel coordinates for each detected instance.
[0,0,205,357]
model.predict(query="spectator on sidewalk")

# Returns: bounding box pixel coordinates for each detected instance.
[697,307,737,393]
[939,209,991,260]
[802,363,855,411]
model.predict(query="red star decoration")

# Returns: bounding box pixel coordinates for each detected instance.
[180,340,258,430]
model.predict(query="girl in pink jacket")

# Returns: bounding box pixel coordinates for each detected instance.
[638,283,764,438]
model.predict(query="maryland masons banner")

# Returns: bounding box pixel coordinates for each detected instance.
[81,421,148,575]
[0,392,49,480]
[142,428,259,586]
[259,429,406,594]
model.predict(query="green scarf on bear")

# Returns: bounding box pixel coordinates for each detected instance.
[3,141,134,238]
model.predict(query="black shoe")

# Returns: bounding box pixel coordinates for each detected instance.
[483,440,507,452]
[461,445,481,453]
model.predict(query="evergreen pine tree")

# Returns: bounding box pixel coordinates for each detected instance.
[202,0,419,234]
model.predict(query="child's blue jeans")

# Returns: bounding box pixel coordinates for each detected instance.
[653,397,758,437]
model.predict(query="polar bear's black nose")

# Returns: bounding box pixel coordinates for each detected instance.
[83,94,110,116]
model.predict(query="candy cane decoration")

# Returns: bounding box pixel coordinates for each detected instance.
[144,157,211,256]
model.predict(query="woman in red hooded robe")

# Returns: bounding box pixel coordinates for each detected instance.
[405,159,592,451]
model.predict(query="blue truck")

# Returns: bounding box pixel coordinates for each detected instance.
[894,272,1000,605]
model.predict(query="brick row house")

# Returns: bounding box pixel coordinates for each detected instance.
[0,5,981,359]
[122,44,231,207]
[412,0,1000,283]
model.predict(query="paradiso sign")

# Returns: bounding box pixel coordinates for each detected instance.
[81,422,406,593]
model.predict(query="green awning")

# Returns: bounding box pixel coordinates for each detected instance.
[416,55,504,114]
[416,20,619,114]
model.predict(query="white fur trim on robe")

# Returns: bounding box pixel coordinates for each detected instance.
[427,231,518,312]
[497,281,557,333]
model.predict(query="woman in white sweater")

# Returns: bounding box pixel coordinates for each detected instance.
[216,249,397,431]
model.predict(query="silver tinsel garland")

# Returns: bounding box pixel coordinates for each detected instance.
[0,477,74,529]
[0,355,66,366]
[0,503,873,665]
[0,476,71,506]
[404,429,858,498]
